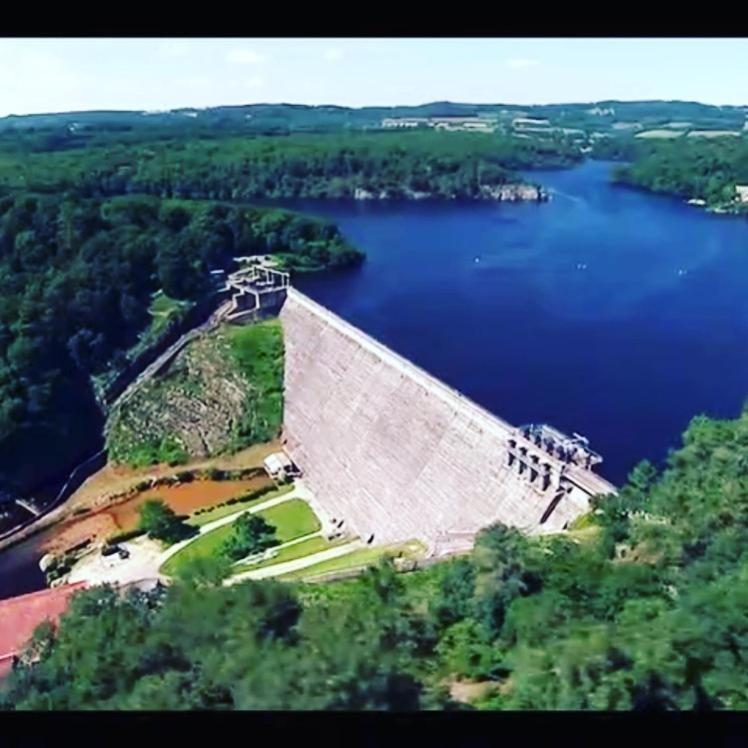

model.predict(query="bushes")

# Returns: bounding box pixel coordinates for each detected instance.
[240,484,277,503]
[44,552,78,584]
[108,433,189,469]
[221,513,278,562]
[108,527,146,544]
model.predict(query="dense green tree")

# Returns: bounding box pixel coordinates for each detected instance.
[221,513,278,561]
[138,498,194,544]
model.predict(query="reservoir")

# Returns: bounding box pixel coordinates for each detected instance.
[292,160,748,485]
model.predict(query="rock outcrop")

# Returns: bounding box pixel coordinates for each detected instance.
[480,183,549,202]
[352,183,549,202]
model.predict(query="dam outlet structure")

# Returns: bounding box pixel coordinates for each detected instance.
[279,288,616,558]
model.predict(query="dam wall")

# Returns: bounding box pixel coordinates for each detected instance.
[280,288,615,555]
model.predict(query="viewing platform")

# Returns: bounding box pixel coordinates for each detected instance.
[219,256,290,323]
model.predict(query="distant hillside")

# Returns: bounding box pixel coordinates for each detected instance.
[0,100,745,154]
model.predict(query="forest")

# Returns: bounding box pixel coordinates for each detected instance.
[3,403,748,710]
[611,136,748,210]
[0,192,361,493]
[0,130,582,201]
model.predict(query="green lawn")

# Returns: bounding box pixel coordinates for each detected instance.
[187,484,294,527]
[232,534,343,574]
[260,499,321,542]
[279,540,426,582]
[160,498,320,577]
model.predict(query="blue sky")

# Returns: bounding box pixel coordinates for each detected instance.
[1,38,747,116]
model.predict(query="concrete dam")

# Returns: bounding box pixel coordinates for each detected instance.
[279,287,616,557]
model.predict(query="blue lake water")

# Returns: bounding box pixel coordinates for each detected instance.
[287,160,748,485]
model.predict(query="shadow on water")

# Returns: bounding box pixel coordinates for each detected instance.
[0,531,49,601]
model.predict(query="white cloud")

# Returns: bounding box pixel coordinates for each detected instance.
[226,48,266,65]
[178,74,212,89]
[323,48,343,62]
[506,58,540,70]
[245,75,265,89]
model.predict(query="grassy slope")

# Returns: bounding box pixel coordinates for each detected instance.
[107,318,284,468]
[279,540,427,581]
[232,535,346,574]
[224,319,284,450]
[147,292,193,339]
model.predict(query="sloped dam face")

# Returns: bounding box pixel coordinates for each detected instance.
[280,288,614,555]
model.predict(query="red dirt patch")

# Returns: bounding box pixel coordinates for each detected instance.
[42,477,273,554]
[105,476,272,533]
[66,440,280,513]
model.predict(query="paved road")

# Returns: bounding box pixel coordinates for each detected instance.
[66,535,165,587]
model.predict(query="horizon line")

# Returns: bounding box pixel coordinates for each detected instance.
[2,97,748,121]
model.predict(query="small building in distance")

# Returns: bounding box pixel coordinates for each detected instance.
[381,117,429,129]
[512,117,551,129]
[380,116,497,133]
[735,185,748,204]
[430,116,497,133]
[263,451,301,482]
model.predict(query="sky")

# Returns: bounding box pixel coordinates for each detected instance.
[1,38,747,117]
